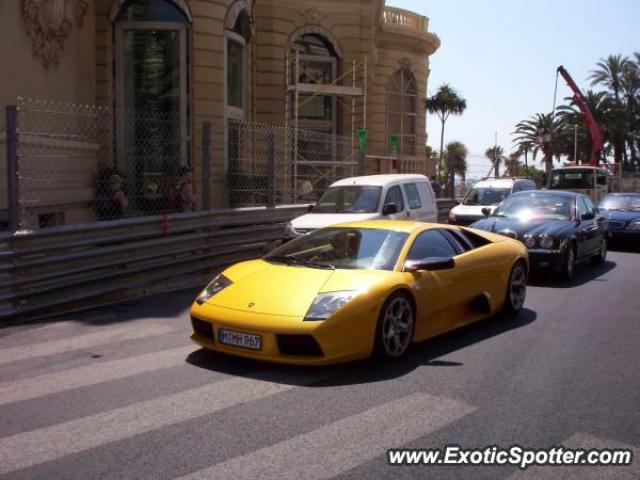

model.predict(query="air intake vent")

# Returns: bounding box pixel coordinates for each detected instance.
[191,316,214,341]
[276,334,324,356]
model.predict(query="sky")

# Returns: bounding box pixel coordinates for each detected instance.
[387,0,640,177]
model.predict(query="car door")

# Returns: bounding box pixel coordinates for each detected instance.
[405,229,473,341]
[382,184,408,220]
[582,195,606,253]
[576,196,599,257]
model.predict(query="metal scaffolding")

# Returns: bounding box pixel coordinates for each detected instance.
[284,50,368,201]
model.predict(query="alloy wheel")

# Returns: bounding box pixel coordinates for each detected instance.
[381,296,414,358]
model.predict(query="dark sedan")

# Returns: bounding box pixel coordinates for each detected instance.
[598,193,640,242]
[471,191,608,279]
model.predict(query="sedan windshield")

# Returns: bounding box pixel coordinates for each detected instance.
[493,193,573,221]
[314,186,382,214]
[599,194,640,212]
[462,188,511,206]
[265,228,408,270]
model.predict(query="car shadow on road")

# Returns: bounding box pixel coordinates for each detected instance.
[185,308,537,387]
[528,260,616,288]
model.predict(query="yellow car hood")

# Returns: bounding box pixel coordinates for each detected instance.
[207,259,385,317]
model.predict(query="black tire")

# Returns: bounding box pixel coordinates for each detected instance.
[502,261,527,316]
[373,292,415,360]
[562,245,576,280]
[591,237,607,265]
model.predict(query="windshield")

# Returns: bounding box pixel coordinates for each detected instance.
[264,228,408,270]
[493,193,573,221]
[314,186,382,214]
[549,169,596,190]
[462,188,511,206]
[599,194,640,212]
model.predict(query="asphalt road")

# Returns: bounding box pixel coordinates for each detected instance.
[0,246,638,480]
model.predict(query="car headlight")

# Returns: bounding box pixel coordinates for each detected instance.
[524,235,536,248]
[195,274,232,305]
[626,221,640,231]
[539,235,555,249]
[284,222,297,237]
[304,291,357,321]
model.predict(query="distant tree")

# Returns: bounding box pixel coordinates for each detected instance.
[444,141,468,197]
[425,84,467,177]
[505,150,522,176]
[485,146,505,178]
[513,113,564,174]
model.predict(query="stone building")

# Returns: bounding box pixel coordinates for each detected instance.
[0,0,439,223]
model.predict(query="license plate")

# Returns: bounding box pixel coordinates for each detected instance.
[218,329,262,350]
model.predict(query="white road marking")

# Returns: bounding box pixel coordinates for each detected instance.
[0,374,316,475]
[507,433,639,479]
[178,392,476,480]
[0,321,176,366]
[0,345,196,405]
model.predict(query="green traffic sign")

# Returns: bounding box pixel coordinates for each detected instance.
[357,128,368,151]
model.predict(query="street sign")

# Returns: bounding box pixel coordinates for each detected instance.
[389,133,399,157]
[357,128,368,151]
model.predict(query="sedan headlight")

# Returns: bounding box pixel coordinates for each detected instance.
[305,291,357,321]
[626,221,640,231]
[284,222,297,237]
[539,235,555,249]
[524,235,536,248]
[196,274,232,305]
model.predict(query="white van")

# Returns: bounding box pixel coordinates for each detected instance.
[285,174,437,238]
[448,177,536,226]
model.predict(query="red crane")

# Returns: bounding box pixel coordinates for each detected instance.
[556,65,604,166]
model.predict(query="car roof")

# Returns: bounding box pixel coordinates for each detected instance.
[551,166,607,172]
[472,178,518,189]
[510,189,578,198]
[330,174,428,187]
[331,220,438,233]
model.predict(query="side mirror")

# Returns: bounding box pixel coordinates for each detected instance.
[308,204,315,213]
[404,256,456,272]
[382,203,398,216]
[481,207,492,217]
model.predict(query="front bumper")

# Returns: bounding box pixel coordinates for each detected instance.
[527,248,565,271]
[190,302,374,366]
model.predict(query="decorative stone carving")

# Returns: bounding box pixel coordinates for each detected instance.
[304,8,325,25]
[21,0,87,68]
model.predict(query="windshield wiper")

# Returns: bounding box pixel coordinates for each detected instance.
[266,256,335,270]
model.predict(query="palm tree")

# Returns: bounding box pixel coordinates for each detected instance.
[505,150,522,176]
[513,113,564,174]
[444,141,468,196]
[425,84,467,177]
[485,146,504,178]
[589,54,631,103]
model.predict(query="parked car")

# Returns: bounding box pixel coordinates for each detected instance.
[191,220,528,365]
[598,193,640,242]
[470,190,608,279]
[284,174,437,239]
[448,177,536,226]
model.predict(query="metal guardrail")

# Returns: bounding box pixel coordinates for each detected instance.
[0,200,458,321]
[0,205,308,320]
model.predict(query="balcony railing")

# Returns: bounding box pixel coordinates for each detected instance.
[382,6,429,33]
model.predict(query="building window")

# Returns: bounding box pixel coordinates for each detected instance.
[113,0,190,212]
[387,68,417,155]
[225,10,251,117]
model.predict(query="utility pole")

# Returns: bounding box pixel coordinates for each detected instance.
[574,124,578,164]
[494,131,498,178]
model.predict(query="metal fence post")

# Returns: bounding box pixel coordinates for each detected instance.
[202,120,211,210]
[6,105,18,232]
[267,129,275,206]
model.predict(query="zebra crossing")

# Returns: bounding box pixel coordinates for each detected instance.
[0,315,637,479]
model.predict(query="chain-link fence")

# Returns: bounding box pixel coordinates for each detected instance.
[3,99,359,230]
[226,119,357,207]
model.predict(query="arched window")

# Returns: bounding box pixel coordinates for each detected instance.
[225,6,251,118]
[387,69,417,155]
[112,0,191,212]
[289,33,339,130]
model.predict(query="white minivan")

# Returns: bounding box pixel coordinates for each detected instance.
[285,174,437,238]
[448,177,536,226]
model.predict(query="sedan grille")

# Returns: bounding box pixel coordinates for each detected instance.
[191,316,214,341]
[276,334,324,357]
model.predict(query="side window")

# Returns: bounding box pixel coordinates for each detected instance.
[407,230,458,261]
[403,183,422,209]
[597,173,607,186]
[384,186,405,211]
[583,196,595,213]
[577,197,589,217]
[443,229,473,252]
